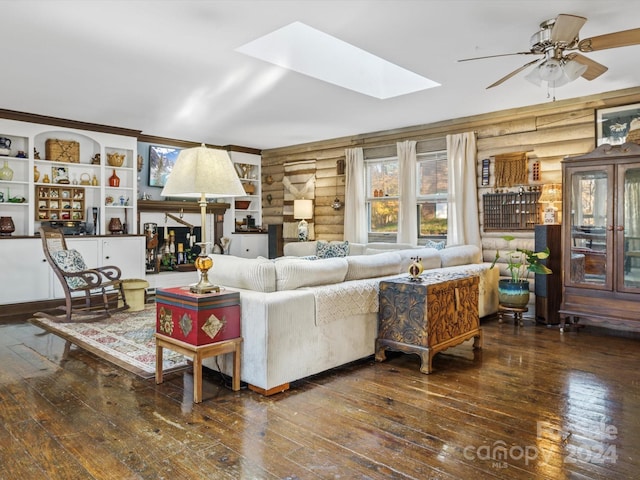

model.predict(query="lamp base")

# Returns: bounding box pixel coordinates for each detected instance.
[543,206,559,225]
[298,219,309,242]
[191,249,220,294]
[190,282,220,295]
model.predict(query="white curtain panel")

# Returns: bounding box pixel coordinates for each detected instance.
[446,132,481,247]
[397,140,417,245]
[344,147,367,243]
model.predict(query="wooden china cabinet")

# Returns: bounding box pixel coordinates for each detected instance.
[559,142,640,332]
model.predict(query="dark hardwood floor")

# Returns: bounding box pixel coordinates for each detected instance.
[1,314,638,479]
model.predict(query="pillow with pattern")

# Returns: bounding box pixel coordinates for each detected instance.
[51,249,88,289]
[316,240,350,259]
[425,239,445,250]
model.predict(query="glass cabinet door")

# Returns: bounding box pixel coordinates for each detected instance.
[566,166,613,290]
[619,164,640,293]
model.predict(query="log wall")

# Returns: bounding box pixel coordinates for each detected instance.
[262,87,640,265]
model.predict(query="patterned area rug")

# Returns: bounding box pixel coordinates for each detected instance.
[30,305,188,379]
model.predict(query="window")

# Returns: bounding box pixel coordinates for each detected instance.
[417,151,448,237]
[366,157,399,233]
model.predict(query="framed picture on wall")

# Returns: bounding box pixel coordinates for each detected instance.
[596,103,640,146]
[148,145,181,187]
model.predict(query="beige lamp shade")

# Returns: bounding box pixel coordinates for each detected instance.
[160,144,245,199]
[293,199,313,220]
[160,144,246,286]
[539,183,563,224]
[539,183,563,204]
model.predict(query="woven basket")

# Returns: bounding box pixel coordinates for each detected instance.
[45,139,80,163]
[626,128,640,145]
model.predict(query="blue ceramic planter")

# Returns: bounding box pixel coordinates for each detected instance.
[498,279,530,308]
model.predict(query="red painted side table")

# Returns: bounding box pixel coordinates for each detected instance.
[155,287,242,403]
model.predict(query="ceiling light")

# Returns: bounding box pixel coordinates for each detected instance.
[236,22,440,99]
[539,58,564,81]
[525,58,588,88]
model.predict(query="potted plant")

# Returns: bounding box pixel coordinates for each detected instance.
[490,235,552,308]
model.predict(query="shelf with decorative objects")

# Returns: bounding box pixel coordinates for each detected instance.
[228,152,263,233]
[482,188,542,231]
[225,152,266,259]
[0,134,31,235]
[0,118,138,236]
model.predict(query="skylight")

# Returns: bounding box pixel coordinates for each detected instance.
[236,21,440,99]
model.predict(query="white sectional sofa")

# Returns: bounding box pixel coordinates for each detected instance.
[203,241,499,395]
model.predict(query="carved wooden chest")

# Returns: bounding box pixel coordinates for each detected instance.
[376,272,481,374]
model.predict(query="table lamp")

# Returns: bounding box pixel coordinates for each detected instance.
[539,183,562,224]
[294,199,313,241]
[161,144,245,293]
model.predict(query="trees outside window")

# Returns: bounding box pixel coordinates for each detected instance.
[417,151,448,237]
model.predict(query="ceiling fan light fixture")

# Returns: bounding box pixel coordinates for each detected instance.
[538,58,564,81]
[524,66,543,86]
[563,59,588,81]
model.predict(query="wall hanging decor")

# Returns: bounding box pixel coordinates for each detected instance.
[149,145,181,187]
[596,102,640,146]
[282,159,316,240]
[494,152,528,187]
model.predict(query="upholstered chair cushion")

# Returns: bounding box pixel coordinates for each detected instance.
[50,249,88,289]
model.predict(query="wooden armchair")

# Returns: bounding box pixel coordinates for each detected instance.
[35,226,129,322]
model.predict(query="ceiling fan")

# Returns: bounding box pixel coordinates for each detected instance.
[459,14,640,89]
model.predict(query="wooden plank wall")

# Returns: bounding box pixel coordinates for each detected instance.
[262,87,640,260]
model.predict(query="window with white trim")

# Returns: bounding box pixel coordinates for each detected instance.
[365,157,399,234]
[417,150,448,237]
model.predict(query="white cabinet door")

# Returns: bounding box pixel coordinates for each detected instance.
[0,238,51,303]
[229,233,268,258]
[101,236,145,280]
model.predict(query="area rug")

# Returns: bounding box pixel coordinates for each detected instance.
[30,305,189,379]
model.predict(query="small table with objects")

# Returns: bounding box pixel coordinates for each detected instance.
[155,286,242,403]
[376,272,481,374]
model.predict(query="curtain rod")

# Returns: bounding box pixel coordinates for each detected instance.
[358,133,477,152]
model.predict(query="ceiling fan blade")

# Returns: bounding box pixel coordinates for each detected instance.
[487,58,541,89]
[566,53,608,80]
[578,27,640,52]
[458,51,536,62]
[551,14,587,44]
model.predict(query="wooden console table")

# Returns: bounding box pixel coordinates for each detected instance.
[376,273,481,374]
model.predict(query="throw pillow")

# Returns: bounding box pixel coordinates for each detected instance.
[316,240,349,259]
[50,249,88,289]
[425,239,445,250]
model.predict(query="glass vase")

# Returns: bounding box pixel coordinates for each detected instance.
[0,160,13,181]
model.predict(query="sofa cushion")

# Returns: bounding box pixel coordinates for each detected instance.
[208,254,277,293]
[396,247,442,272]
[283,241,317,257]
[439,244,482,267]
[345,252,402,281]
[275,257,348,291]
[316,240,349,258]
[347,243,366,255]
[366,242,417,251]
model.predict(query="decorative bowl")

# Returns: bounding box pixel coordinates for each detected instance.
[235,200,251,210]
[107,153,125,167]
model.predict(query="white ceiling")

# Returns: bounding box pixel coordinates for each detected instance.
[3,1,640,150]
